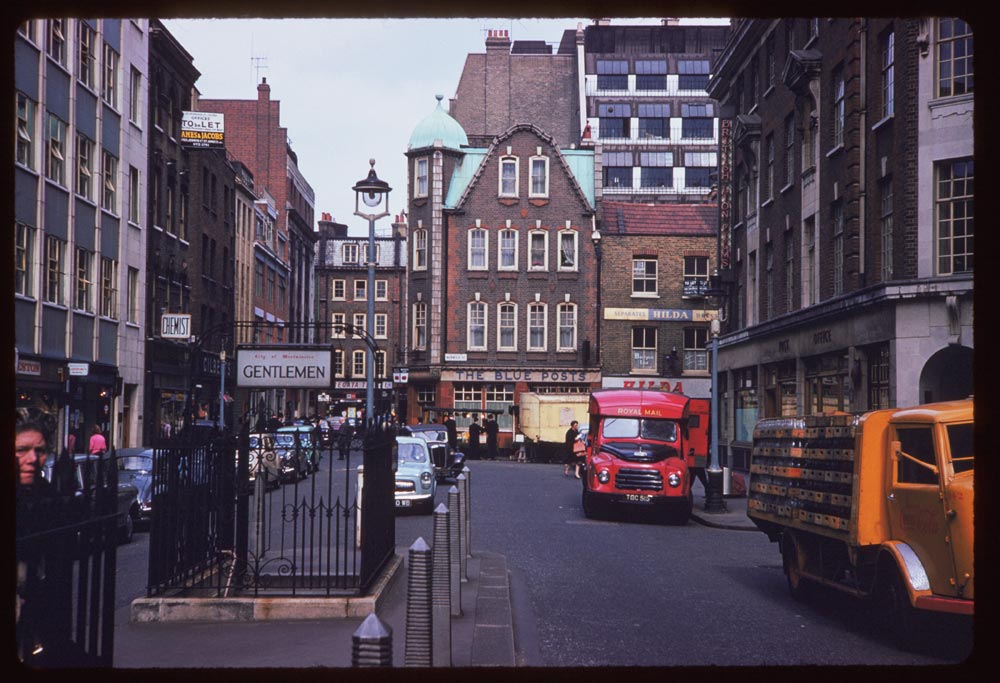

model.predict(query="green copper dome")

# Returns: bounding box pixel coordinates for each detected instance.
[408,95,468,151]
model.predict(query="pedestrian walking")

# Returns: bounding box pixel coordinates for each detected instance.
[88,425,107,456]
[337,418,354,460]
[563,420,580,477]
[467,417,481,460]
[443,413,458,453]
[484,414,499,460]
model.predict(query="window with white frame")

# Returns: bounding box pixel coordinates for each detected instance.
[527,302,547,351]
[453,384,480,428]
[129,166,140,224]
[353,313,366,338]
[375,313,387,339]
[529,231,548,270]
[880,29,894,118]
[468,228,488,270]
[558,231,578,270]
[375,279,388,300]
[640,152,672,189]
[468,301,487,350]
[375,351,387,378]
[100,256,117,318]
[784,114,795,187]
[361,242,381,264]
[76,134,94,200]
[332,312,346,338]
[127,266,139,323]
[936,158,973,275]
[129,67,142,126]
[766,35,776,89]
[413,302,427,349]
[832,66,845,148]
[18,21,37,43]
[632,327,657,371]
[557,302,576,351]
[415,157,428,197]
[603,151,632,189]
[102,151,117,212]
[785,235,795,313]
[331,278,345,300]
[936,18,973,98]
[498,228,518,270]
[15,223,34,297]
[880,177,893,281]
[764,134,774,201]
[683,327,709,371]
[683,256,709,297]
[677,60,710,90]
[832,200,845,296]
[413,228,427,270]
[342,243,358,264]
[102,43,119,108]
[47,19,66,66]
[16,93,36,170]
[45,236,65,305]
[46,113,66,185]
[418,386,437,406]
[352,350,366,378]
[354,279,367,301]
[333,349,344,377]
[486,383,515,429]
[498,302,517,350]
[632,257,657,295]
[78,22,96,89]
[765,243,774,320]
[499,157,518,197]
[529,156,549,197]
[75,247,94,312]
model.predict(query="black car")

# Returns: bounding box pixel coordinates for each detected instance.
[116,448,154,527]
[399,424,466,482]
[43,454,140,544]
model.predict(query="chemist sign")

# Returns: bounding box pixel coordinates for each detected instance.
[237,349,332,388]
[181,111,225,148]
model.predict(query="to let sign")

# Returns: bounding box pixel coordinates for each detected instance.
[161,314,192,339]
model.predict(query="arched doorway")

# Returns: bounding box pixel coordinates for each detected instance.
[919,345,974,404]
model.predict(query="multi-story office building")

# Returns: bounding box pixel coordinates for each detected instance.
[597,201,717,398]
[197,78,317,419]
[314,213,408,419]
[707,18,974,470]
[15,19,149,449]
[404,98,600,450]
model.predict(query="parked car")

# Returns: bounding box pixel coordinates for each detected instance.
[247,433,281,490]
[116,448,154,526]
[274,426,317,478]
[43,454,139,544]
[316,419,334,448]
[394,436,437,514]
[400,423,466,482]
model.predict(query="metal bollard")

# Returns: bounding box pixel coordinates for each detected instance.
[431,503,452,667]
[461,465,472,558]
[447,486,462,614]
[455,474,468,581]
[404,537,433,667]
[352,613,393,667]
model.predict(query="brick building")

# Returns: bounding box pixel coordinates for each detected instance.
[404,97,599,450]
[314,213,408,420]
[707,18,974,470]
[597,201,717,398]
[197,77,318,419]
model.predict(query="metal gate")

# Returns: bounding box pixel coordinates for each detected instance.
[15,457,121,667]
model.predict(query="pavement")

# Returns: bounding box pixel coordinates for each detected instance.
[110,468,755,669]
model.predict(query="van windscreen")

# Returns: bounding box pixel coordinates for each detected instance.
[602,417,678,442]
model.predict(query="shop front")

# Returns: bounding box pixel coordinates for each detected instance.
[15,354,64,449]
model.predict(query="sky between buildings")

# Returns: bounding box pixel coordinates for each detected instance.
[164,17,730,236]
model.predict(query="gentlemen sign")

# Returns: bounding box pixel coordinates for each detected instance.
[237,349,331,388]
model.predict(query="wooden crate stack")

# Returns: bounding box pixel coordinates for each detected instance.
[748,413,859,537]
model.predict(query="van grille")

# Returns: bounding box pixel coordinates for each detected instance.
[615,468,663,491]
[395,480,415,492]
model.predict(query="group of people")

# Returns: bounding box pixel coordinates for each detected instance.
[464,414,500,460]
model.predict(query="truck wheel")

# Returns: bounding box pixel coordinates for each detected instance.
[673,494,693,525]
[879,566,925,651]
[783,536,811,601]
[582,488,598,519]
[120,509,135,545]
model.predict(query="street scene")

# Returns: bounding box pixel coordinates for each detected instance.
[14,15,975,669]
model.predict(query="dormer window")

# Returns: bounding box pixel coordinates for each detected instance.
[342,243,358,264]
[529,155,549,197]
[499,156,518,197]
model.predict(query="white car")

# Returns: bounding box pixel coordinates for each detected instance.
[394,436,437,514]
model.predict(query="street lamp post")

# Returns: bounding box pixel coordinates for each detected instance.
[591,229,602,366]
[704,271,728,513]
[353,160,391,425]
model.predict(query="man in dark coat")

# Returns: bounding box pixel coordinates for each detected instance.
[467,418,481,460]
[337,419,354,460]
[443,413,458,453]
[484,415,499,460]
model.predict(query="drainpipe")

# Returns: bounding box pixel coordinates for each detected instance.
[859,20,868,284]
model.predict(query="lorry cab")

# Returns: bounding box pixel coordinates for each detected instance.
[582,389,707,524]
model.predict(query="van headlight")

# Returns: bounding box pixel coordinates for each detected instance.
[667,472,681,487]
[421,471,432,489]
[597,469,610,484]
